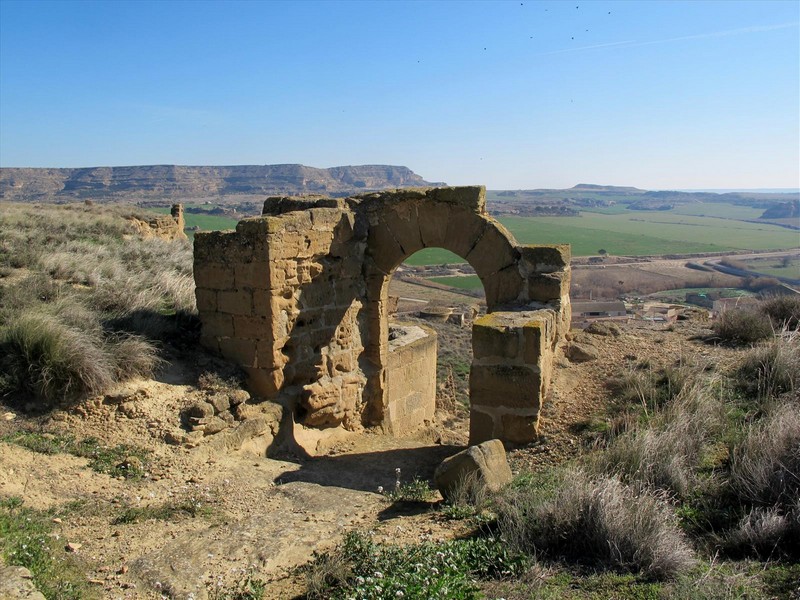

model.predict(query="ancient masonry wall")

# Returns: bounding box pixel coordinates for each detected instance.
[193,186,571,443]
[385,324,438,436]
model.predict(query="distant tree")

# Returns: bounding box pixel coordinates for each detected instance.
[598,249,608,256]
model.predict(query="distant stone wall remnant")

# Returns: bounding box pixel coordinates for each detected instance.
[129,203,187,241]
[193,186,570,443]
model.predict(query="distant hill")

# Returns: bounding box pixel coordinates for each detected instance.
[0,164,444,202]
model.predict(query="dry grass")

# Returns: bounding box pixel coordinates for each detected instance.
[496,468,696,579]
[0,202,191,405]
[729,401,800,509]
[735,331,800,400]
[712,308,774,345]
[593,372,725,498]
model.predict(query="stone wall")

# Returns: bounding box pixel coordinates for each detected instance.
[469,310,557,444]
[384,324,437,436]
[128,203,186,241]
[193,186,571,443]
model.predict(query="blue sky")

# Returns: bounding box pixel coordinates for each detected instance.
[1,0,798,189]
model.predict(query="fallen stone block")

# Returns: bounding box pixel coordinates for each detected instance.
[434,439,513,502]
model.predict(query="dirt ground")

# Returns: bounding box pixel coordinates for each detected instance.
[0,314,740,600]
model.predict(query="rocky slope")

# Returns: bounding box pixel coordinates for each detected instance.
[0,164,443,202]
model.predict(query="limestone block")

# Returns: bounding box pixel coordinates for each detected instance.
[469,409,497,445]
[218,338,257,368]
[470,364,542,410]
[444,208,491,261]
[500,413,540,444]
[527,271,570,303]
[234,261,271,288]
[201,313,234,338]
[195,288,217,312]
[380,205,425,257]
[465,220,519,277]
[519,244,571,273]
[366,220,406,273]
[565,342,599,363]
[482,265,524,310]
[472,314,521,361]
[417,201,452,248]
[256,340,289,370]
[252,288,272,316]
[194,264,234,290]
[434,439,512,501]
[522,315,552,364]
[218,290,253,316]
[244,366,284,398]
[233,315,272,340]
[254,211,313,235]
[430,186,486,213]
[194,230,252,263]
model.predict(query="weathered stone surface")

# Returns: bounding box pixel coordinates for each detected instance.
[565,342,599,363]
[586,321,622,336]
[194,186,570,442]
[0,560,46,600]
[182,401,215,420]
[434,439,513,501]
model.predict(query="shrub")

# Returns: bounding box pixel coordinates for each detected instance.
[0,313,115,402]
[0,310,160,405]
[496,469,695,579]
[735,333,799,400]
[760,295,800,330]
[723,506,800,558]
[593,378,724,498]
[712,308,773,345]
[729,402,800,509]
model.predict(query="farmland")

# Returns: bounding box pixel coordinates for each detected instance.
[150,201,799,266]
[406,204,798,266]
[148,207,239,238]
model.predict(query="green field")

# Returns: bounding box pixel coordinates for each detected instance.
[404,205,798,266]
[149,208,238,238]
[428,275,483,290]
[740,257,800,279]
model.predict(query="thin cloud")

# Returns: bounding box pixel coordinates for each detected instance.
[538,40,635,56]
[632,21,798,47]
[538,22,798,56]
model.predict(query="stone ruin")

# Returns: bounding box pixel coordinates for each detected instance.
[193,186,570,445]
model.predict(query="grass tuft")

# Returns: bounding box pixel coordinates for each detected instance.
[496,468,696,579]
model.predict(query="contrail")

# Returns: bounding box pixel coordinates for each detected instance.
[538,22,798,56]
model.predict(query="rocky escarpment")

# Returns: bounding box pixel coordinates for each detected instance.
[0,164,443,202]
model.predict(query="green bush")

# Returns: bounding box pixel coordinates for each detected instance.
[593,377,724,498]
[306,531,526,600]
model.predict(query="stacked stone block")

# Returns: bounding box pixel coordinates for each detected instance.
[385,324,438,435]
[469,310,557,445]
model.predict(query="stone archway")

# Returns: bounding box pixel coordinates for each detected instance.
[192,186,571,445]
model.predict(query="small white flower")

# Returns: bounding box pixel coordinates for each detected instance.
[396,591,404,598]
[377,486,384,494]
[374,571,383,579]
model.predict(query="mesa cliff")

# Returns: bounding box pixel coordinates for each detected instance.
[0,164,443,202]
